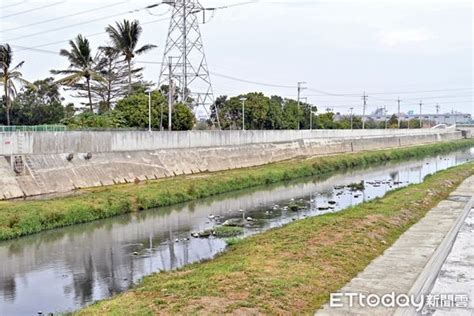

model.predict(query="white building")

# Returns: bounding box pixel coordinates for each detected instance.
[367,113,471,125]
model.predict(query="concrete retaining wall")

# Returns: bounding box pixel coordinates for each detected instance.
[0,129,455,155]
[0,130,463,200]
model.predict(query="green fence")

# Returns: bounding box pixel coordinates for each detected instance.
[0,125,67,132]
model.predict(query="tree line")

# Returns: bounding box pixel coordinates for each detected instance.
[0,19,195,129]
[1,18,419,130]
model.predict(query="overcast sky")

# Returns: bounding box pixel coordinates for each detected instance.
[1,0,472,115]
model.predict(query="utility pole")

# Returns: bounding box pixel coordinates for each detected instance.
[297,82,307,130]
[148,90,152,132]
[419,100,423,129]
[240,97,247,131]
[397,97,401,129]
[384,105,388,129]
[362,92,368,129]
[350,107,354,130]
[168,56,174,131]
[435,104,440,127]
[300,97,310,130]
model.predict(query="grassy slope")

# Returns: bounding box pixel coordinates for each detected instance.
[78,162,474,315]
[0,139,473,241]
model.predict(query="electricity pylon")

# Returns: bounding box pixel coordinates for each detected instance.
[159,0,221,128]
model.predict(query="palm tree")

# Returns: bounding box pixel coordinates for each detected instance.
[105,19,156,94]
[51,35,102,111]
[0,44,32,126]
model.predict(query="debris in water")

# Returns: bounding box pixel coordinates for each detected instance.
[347,181,365,191]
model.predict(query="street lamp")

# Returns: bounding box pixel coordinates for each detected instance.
[146,89,152,132]
[350,107,354,130]
[240,97,247,131]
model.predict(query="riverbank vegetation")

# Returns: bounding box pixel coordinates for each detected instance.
[77,161,474,315]
[0,139,473,241]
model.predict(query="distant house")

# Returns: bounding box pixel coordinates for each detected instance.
[394,113,471,125]
[364,113,471,126]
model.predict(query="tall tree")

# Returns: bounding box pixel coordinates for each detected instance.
[105,19,156,94]
[51,35,102,111]
[77,47,143,112]
[0,44,32,125]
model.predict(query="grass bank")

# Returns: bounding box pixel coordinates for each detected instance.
[78,161,474,315]
[0,139,473,241]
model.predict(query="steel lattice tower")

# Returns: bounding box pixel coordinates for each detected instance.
[159,0,217,124]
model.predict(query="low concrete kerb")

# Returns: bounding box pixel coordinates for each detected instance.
[393,193,474,316]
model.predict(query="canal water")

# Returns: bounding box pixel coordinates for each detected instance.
[1,148,473,315]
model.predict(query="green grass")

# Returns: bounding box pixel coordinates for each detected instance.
[77,162,474,315]
[0,139,473,241]
[226,237,243,246]
[214,226,244,237]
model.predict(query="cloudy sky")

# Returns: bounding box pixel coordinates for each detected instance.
[1,0,472,115]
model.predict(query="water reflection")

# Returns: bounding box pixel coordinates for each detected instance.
[0,149,472,315]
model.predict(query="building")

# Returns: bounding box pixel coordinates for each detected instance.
[364,112,471,126]
[334,111,471,126]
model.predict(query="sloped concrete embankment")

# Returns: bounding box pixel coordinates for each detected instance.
[0,130,462,199]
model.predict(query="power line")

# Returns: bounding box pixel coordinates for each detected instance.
[12,17,169,52]
[307,88,359,97]
[10,45,58,55]
[4,2,163,42]
[369,87,473,95]
[371,93,473,102]
[3,46,471,112]
[362,92,368,129]
[2,1,129,33]
[211,71,296,88]
[403,93,472,101]
[0,0,26,10]
[0,1,66,19]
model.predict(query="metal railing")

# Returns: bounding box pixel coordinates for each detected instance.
[0,125,67,132]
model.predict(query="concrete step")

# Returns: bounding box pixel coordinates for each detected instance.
[0,157,24,199]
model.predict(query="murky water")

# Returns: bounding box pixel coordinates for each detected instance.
[1,148,473,315]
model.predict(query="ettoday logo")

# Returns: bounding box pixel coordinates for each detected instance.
[329,292,469,312]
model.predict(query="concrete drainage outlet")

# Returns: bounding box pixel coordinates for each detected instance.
[13,156,24,174]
